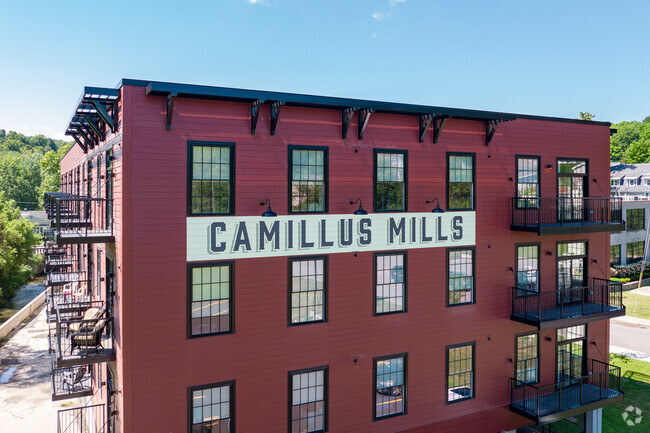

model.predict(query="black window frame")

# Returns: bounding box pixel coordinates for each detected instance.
[445,341,475,404]
[373,251,407,316]
[610,244,621,266]
[447,152,476,211]
[288,255,328,326]
[515,331,539,385]
[446,247,476,307]
[373,352,408,420]
[627,208,645,231]
[187,261,235,339]
[626,241,645,264]
[515,155,541,209]
[288,365,328,433]
[373,149,408,212]
[515,242,541,296]
[288,145,329,214]
[187,380,235,433]
[187,141,236,216]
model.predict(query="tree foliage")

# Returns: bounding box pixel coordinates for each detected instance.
[0,191,41,306]
[579,112,595,121]
[37,144,71,207]
[610,117,650,162]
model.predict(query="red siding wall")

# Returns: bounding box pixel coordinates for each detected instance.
[67,84,613,433]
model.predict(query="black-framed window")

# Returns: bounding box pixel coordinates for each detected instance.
[374,150,407,212]
[447,248,475,306]
[189,381,234,433]
[447,153,475,210]
[627,208,645,231]
[516,156,539,208]
[375,252,406,315]
[446,342,474,403]
[188,142,234,215]
[188,262,233,337]
[515,333,538,384]
[289,366,327,433]
[289,146,327,213]
[610,244,621,266]
[374,353,406,419]
[516,244,539,294]
[627,241,645,264]
[290,257,326,325]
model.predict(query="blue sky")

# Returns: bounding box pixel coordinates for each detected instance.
[1,0,648,140]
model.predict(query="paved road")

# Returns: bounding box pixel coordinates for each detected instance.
[610,321,650,361]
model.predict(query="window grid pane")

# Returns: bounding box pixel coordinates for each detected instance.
[375,152,405,211]
[448,249,474,305]
[610,245,621,266]
[190,145,231,215]
[291,149,326,212]
[190,265,231,336]
[191,385,231,433]
[627,208,645,230]
[291,370,326,433]
[375,356,405,418]
[627,241,645,263]
[516,334,538,383]
[448,155,474,210]
[516,245,538,294]
[447,344,474,402]
[376,254,405,314]
[516,157,539,207]
[291,259,325,324]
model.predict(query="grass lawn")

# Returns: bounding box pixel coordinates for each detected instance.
[603,354,650,432]
[623,291,650,321]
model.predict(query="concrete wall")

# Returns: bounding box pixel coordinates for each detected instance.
[0,291,45,340]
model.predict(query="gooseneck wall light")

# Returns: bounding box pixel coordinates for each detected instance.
[260,199,277,217]
[425,197,445,213]
[349,198,368,215]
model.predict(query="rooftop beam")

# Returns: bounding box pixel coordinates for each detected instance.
[268,101,283,135]
[166,92,177,130]
[358,108,374,140]
[250,99,261,135]
[342,108,355,139]
[81,114,105,141]
[433,116,448,143]
[88,100,115,133]
[419,114,433,143]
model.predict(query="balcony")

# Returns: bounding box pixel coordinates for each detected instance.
[45,270,88,287]
[58,404,107,433]
[511,278,625,329]
[51,361,94,401]
[53,301,114,368]
[510,197,623,235]
[44,192,114,245]
[510,359,623,424]
[45,256,74,270]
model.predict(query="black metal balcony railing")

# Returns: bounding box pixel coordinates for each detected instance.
[54,300,114,368]
[510,359,623,424]
[44,192,114,245]
[510,197,624,235]
[45,270,88,287]
[511,278,625,329]
[51,362,94,401]
[58,403,106,433]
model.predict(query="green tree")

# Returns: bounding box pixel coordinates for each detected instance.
[0,191,40,306]
[624,138,650,163]
[37,143,71,206]
[611,120,645,162]
[579,112,595,121]
[0,152,43,206]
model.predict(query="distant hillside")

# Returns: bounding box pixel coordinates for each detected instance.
[0,129,71,209]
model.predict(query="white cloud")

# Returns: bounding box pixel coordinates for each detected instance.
[246,0,268,5]
[389,0,406,5]
[370,33,377,39]
[371,11,391,21]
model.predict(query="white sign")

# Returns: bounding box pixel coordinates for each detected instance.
[187,212,475,261]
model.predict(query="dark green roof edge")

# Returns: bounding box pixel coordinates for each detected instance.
[115,78,611,126]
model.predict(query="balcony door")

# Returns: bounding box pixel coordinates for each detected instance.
[557,241,587,305]
[557,159,587,222]
[556,325,586,387]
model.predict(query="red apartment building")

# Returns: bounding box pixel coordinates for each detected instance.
[43,79,626,433]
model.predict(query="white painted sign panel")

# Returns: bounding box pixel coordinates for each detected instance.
[187,212,475,261]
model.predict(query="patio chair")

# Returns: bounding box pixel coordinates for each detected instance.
[68,305,105,334]
[71,318,108,352]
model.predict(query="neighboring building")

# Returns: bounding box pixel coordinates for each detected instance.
[610,200,650,266]
[610,162,650,201]
[43,80,626,433]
